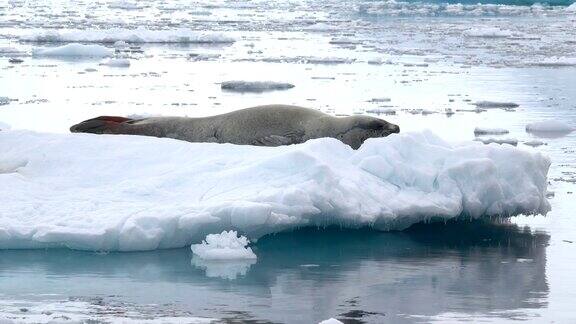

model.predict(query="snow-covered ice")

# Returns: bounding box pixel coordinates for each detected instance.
[21,28,235,44]
[474,127,510,135]
[221,81,295,93]
[32,44,114,58]
[0,121,10,130]
[0,130,550,251]
[191,231,257,260]
[526,120,574,133]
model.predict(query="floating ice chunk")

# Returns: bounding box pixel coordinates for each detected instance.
[0,130,551,251]
[475,137,518,146]
[474,127,509,135]
[532,57,576,67]
[366,107,396,115]
[0,97,10,106]
[524,140,545,147]
[303,23,336,31]
[566,3,576,12]
[21,28,235,44]
[221,81,295,93]
[32,43,113,58]
[473,101,519,108]
[369,98,391,103]
[463,28,512,38]
[319,319,344,324]
[191,231,257,260]
[108,0,145,9]
[100,58,130,67]
[526,120,574,133]
[113,40,129,49]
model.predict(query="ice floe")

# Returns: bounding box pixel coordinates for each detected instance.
[32,43,114,58]
[0,130,550,251]
[20,28,235,44]
[526,120,574,133]
[474,127,509,135]
[221,81,295,93]
[191,231,257,260]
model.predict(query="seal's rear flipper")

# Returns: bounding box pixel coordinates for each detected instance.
[70,116,133,134]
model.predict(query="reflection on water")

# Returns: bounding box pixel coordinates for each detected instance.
[0,219,549,323]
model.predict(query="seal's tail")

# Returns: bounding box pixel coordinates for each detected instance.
[70,116,133,134]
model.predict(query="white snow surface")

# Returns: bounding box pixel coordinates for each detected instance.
[32,43,114,57]
[0,130,550,251]
[526,120,575,133]
[191,231,257,260]
[21,28,235,44]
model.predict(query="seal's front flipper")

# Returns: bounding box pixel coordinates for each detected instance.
[70,116,133,134]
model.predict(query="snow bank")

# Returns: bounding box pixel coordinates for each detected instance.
[21,28,235,44]
[526,120,574,133]
[474,127,509,135]
[0,130,550,251]
[191,231,256,260]
[32,44,113,58]
[221,81,295,93]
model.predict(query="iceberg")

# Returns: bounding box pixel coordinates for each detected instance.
[220,81,295,93]
[0,130,550,251]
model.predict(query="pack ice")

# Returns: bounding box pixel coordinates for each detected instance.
[0,130,550,251]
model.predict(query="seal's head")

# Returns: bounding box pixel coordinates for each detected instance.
[334,115,400,149]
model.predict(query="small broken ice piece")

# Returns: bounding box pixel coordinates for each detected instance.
[8,58,24,64]
[368,98,391,103]
[114,40,129,49]
[366,107,396,115]
[0,97,10,106]
[517,258,533,263]
[473,101,519,108]
[329,37,359,45]
[318,319,344,324]
[463,27,512,38]
[32,43,114,58]
[532,57,576,67]
[475,138,518,146]
[108,0,145,9]
[524,140,546,147]
[526,120,574,133]
[221,81,295,93]
[84,68,98,72]
[191,230,257,260]
[474,127,509,135]
[445,108,455,116]
[100,58,130,67]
